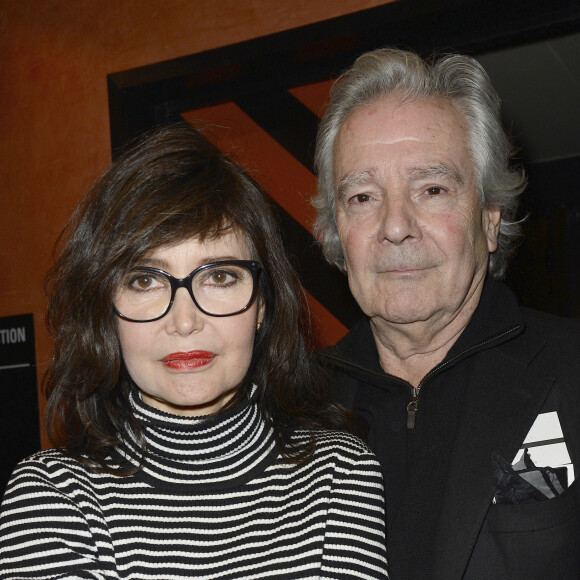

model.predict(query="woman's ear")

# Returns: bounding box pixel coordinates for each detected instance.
[256,298,265,332]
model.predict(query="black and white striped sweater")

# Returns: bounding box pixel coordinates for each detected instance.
[0,389,388,579]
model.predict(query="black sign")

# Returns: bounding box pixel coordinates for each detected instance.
[0,314,40,494]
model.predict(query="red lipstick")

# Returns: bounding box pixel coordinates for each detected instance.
[161,350,215,370]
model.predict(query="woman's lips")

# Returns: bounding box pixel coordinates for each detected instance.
[161,350,216,370]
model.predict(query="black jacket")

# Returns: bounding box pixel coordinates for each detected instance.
[321,279,580,580]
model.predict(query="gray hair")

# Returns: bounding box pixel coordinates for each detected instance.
[312,48,526,279]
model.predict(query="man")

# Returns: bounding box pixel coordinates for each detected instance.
[313,48,580,579]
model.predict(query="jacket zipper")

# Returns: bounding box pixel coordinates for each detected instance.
[405,324,521,429]
[406,391,419,429]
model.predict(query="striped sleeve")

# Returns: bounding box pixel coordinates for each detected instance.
[0,453,118,580]
[318,435,388,579]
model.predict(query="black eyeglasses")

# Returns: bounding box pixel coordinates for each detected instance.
[113,260,261,322]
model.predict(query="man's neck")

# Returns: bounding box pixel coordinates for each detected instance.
[370,288,482,387]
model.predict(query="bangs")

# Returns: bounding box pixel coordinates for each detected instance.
[121,190,259,268]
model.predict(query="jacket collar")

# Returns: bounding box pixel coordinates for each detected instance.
[323,278,525,385]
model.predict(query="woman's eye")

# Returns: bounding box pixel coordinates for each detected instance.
[134,276,153,289]
[201,269,238,287]
[128,273,162,291]
[210,271,231,285]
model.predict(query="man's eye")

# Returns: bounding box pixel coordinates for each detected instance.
[349,193,371,204]
[425,186,443,195]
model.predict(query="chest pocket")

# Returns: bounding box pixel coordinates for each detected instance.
[465,479,580,580]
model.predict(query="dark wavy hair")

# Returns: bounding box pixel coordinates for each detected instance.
[44,122,348,473]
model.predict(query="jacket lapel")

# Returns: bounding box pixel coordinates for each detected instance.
[433,341,554,580]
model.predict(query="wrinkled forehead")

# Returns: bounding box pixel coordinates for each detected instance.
[333,96,474,189]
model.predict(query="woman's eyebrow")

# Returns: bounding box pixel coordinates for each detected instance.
[135,254,241,269]
[136,256,170,269]
[198,255,241,263]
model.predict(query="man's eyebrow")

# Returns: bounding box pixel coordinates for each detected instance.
[407,164,464,185]
[336,170,376,199]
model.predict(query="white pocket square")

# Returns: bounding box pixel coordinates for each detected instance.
[512,411,574,485]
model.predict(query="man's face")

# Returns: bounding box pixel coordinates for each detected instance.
[334,96,500,330]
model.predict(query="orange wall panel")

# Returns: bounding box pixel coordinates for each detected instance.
[289,79,336,117]
[0,0,393,445]
[183,103,318,232]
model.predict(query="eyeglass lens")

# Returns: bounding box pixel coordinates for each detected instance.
[114,263,255,321]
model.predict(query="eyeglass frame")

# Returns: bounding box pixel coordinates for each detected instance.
[113,259,262,323]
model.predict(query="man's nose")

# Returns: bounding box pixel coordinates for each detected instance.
[165,287,204,335]
[377,192,419,245]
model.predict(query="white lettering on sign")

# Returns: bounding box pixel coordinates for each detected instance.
[0,327,26,345]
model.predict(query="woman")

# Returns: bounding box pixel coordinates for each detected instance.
[0,124,387,579]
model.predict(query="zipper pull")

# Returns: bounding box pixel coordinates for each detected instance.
[406,399,417,429]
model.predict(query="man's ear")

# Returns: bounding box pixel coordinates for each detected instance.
[484,207,501,252]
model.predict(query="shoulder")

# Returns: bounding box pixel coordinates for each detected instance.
[295,430,385,504]
[521,306,580,336]
[1,449,100,522]
[10,447,77,474]
[317,319,383,407]
[319,317,374,364]
[501,308,580,424]
[520,307,580,363]
[5,448,105,493]
[294,428,381,470]
[313,429,374,455]
[12,447,85,472]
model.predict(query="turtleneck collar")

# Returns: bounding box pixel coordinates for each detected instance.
[118,386,278,491]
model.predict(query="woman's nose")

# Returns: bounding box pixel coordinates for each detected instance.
[164,287,204,335]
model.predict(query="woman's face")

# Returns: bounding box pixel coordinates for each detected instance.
[116,231,263,416]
